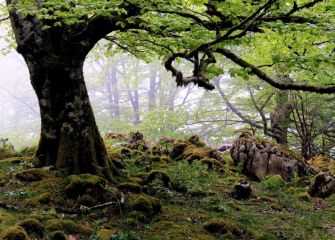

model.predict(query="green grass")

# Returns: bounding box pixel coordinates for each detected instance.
[0,143,334,240]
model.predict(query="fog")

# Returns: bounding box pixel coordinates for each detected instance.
[0,48,230,149]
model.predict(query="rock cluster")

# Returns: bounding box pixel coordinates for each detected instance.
[308,173,335,198]
[230,132,313,180]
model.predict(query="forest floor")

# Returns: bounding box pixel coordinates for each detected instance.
[0,135,334,240]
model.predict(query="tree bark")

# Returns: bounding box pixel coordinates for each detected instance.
[7,8,116,178]
[270,90,292,145]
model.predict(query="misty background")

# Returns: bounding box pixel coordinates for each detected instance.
[0,48,240,149]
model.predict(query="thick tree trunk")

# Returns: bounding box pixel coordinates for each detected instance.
[26,57,114,176]
[7,10,116,178]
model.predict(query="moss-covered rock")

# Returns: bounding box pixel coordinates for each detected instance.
[231,132,312,180]
[4,226,28,240]
[49,231,66,240]
[19,218,44,237]
[0,147,21,160]
[128,210,148,222]
[15,168,48,182]
[308,172,335,198]
[203,218,241,236]
[118,182,142,193]
[46,219,92,235]
[308,155,335,174]
[170,135,225,167]
[46,219,63,232]
[28,192,52,207]
[65,174,106,199]
[200,158,224,170]
[145,170,171,188]
[130,194,162,216]
[78,194,98,206]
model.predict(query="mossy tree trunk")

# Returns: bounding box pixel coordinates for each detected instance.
[28,57,110,175]
[7,3,122,178]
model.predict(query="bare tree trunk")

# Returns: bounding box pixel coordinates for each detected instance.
[127,86,140,125]
[106,66,121,118]
[270,89,292,145]
[148,66,158,111]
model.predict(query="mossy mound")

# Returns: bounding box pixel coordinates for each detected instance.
[308,155,335,173]
[15,168,48,182]
[49,231,66,240]
[145,170,171,188]
[170,135,225,165]
[4,226,28,240]
[27,192,52,207]
[203,218,242,237]
[151,137,175,156]
[46,219,92,235]
[200,158,224,170]
[118,182,142,193]
[19,218,44,237]
[130,194,162,217]
[65,174,107,199]
[78,194,98,206]
[0,147,21,160]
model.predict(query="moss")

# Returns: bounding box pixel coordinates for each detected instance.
[298,192,311,202]
[188,135,206,147]
[200,158,224,170]
[78,194,97,206]
[203,218,241,236]
[19,218,44,237]
[65,174,106,198]
[119,147,132,158]
[19,146,37,157]
[170,140,188,160]
[261,175,286,191]
[171,181,189,193]
[118,182,142,193]
[46,219,92,234]
[308,155,335,173]
[61,219,92,234]
[49,231,66,240]
[97,229,117,240]
[185,154,203,163]
[46,219,62,232]
[0,147,21,160]
[160,155,170,163]
[130,194,162,216]
[150,155,163,163]
[145,170,171,188]
[28,192,52,207]
[128,211,148,222]
[37,192,52,204]
[15,168,48,182]
[4,226,28,240]
[123,218,137,226]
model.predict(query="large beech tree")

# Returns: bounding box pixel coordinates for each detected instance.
[3,0,334,176]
